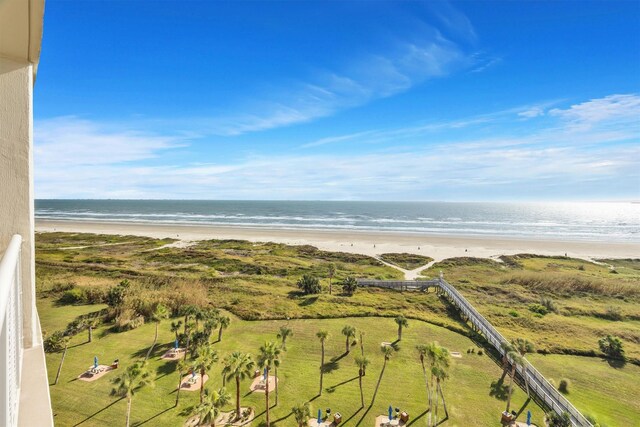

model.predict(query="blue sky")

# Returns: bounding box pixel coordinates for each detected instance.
[34,0,640,201]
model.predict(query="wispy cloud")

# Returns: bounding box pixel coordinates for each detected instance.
[35,94,640,201]
[204,36,468,136]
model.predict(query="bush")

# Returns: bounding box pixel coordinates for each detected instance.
[528,303,548,316]
[59,288,85,304]
[341,276,358,296]
[296,275,321,295]
[546,411,571,427]
[598,335,625,358]
[477,348,483,356]
[43,330,68,353]
[540,296,557,313]
[508,310,519,318]
[603,306,624,321]
[84,287,106,304]
[558,378,570,394]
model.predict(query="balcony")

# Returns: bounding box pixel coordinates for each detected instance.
[1,235,53,427]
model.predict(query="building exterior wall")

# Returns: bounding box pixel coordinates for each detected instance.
[0,57,37,349]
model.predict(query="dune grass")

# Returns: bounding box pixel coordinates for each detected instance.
[378,253,434,270]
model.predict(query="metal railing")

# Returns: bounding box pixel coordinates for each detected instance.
[1,235,24,427]
[437,276,592,426]
[357,279,439,291]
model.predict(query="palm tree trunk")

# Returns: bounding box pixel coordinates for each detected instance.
[145,323,159,361]
[265,367,271,427]
[200,368,205,403]
[398,325,402,341]
[523,365,530,397]
[218,326,223,342]
[434,380,440,427]
[319,344,324,395]
[329,277,332,295]
[506,364,515,413]
[54,343,68,385]
[360,335,364,356]
[236,375,241,419]
[359,370,364,407]
[126,396,132,427]
[345,337,349,354]
[88,326,93,343]
[420,357,432,408]
[185,334,190,361]
[439,380,448,418]
[175,371,182,406]
[429,373,434,424]
[275,366,279,406]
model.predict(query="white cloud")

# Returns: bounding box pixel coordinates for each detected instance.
[35,116,185,167]
[203,35,468,136]
[549,94,640,130]
[518,107,545,118]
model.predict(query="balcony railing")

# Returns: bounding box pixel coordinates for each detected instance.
[1,234,24,427]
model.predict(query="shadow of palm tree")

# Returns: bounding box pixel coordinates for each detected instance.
[326,375,358,392]
[298,296,319,306]
[133,406,174,426]
[489,378,509,401]
[321,360,339,374]
[606,357,626,369]
[73,397,124,426]
[341,407,362,425]
[407,409,428,426]
[131,341,172,359]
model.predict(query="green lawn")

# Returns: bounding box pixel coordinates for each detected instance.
[41,299,543,427]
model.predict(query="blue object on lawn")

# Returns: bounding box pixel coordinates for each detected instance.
[175,339,179,349]
[94,356,98,369]
[389,405,393,420]
[264,368,268,380]
[527,410,532,426]
[317,409,322,424]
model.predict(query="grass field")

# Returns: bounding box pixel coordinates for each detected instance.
[36,232,640,426]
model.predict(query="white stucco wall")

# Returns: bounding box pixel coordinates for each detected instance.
[0,57,37,348]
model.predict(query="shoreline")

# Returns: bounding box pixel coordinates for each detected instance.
[35,219,640,261]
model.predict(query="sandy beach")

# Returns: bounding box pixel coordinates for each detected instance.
[35,219,639,262]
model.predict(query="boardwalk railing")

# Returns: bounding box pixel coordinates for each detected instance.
[357,279,439,291]
[357,275,592,426]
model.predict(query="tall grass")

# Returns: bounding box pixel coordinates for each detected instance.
[502,272,639,298]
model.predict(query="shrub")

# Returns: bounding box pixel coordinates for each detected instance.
[43,330,68,353]
[528,303,548,316]
[577,265,585,271]
[540,296,557,313]
[598,335,625,358]
[477,348,483,355]
[297,275,321,295]
[341,276,358,296]
[508,310,519,318]
[603,306,624,321]
[59,288,85,304]
[558,378,570,394]
[546,411,571,427]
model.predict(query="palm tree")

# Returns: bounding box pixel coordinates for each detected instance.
[193,387,231,427]
[292,402,311,427]
[511,338,534,396]
[111,361,154,427]
[342,276,358,296]
[180,305,199,335]
[258,341,281,427]
[175,358,189,407]
[170,320,183,341]
[433,346,451,423]
[501,342,524,414]
[195,343,219,403]
[431,364,449,425]
[373,345,394,402]
[416,344,432,410]
[222,352,255,419]
[355,355,369,407]
[327,263,336,295]
[277,326,293,350]
[394,315,408,341]
[316,331,328,396]
[217,316,230,342]
[145,303,168,360]
[342,325,356,354]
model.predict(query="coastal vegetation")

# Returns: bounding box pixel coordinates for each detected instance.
[36,232,640,425]
[379,252,434,270]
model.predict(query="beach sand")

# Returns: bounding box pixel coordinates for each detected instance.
[35,219,639,262]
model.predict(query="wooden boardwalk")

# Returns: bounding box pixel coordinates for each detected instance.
[357,275,592,427]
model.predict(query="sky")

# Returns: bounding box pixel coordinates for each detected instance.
[34,0,640,201]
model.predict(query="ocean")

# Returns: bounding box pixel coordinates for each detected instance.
[34,200,640,243]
